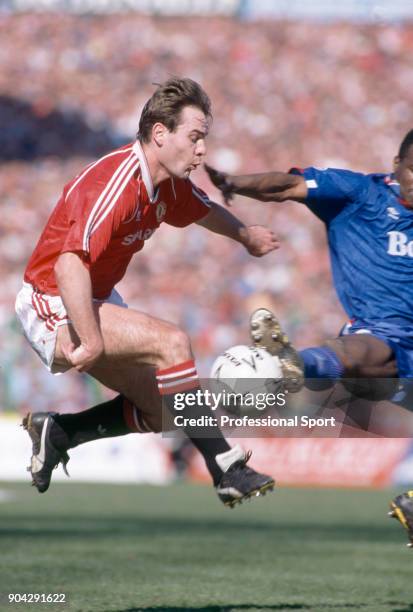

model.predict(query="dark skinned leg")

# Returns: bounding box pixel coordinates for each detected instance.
[323,335,398,427]
[325,334,397,378]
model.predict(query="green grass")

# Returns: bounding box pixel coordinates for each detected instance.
[0,482,412,612]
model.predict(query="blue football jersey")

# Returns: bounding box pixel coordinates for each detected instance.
[291,167,413,324]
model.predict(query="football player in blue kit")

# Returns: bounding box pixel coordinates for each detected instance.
[205,128,413,547]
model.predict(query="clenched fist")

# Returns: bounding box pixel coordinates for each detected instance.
[240,225,280,257]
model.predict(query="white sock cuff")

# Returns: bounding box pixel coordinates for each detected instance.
[215,445,245,473]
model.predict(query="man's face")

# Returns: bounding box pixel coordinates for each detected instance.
[156,105,209,179]
[394,144,413,208]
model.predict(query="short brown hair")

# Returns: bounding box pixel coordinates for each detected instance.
[137,77,212,143]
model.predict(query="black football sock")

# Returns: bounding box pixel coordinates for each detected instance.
[52,395,149,450]
[156,359,232,485]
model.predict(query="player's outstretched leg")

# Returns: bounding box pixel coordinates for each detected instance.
[250,308,304,392]
[22,395,149,493]
[215,447,274,508]
[23,392,275,505]
[389,491,413,548]
[156,359,275,507]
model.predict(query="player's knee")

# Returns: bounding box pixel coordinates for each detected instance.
[159,327,192,369]
[324,339,362,376]
[323,340,398,400]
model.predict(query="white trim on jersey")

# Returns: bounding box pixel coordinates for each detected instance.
[133,140,155,201]
[88,158,141,243]
[171,178,177,201]
[191,183,212,208]
[88,155,138,233]
[82,153,140,251]
[65,147,133,203]
[306,179,318,189]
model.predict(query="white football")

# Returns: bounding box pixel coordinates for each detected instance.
[210,344,284,415]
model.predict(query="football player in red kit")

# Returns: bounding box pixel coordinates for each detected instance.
[16,77,278,507]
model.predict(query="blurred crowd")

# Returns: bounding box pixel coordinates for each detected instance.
[1,14,413,413]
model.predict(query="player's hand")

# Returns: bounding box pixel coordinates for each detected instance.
[204,163,234,206]
[241,225,280,257]
[61,339,104,372]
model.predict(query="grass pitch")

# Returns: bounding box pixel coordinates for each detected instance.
[0,481,412,612]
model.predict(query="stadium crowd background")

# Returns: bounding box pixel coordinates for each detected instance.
[1,12,413,414]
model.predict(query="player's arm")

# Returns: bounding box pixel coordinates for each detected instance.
[54,252,104,372]
[205,164,307,203]
[196,201,279,257]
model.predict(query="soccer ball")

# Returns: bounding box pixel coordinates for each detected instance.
[210,344,284,416]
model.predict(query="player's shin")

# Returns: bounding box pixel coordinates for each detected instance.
[53,394,149,449]
[156,359,232,485]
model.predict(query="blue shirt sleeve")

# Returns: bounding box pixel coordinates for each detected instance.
[290,167,368,224]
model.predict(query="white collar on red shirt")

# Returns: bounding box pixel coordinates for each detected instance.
[133,140,159,203]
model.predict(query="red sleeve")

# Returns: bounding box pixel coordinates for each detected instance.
[165,179,211,228]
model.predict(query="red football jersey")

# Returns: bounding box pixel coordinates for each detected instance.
[24,141,211,299]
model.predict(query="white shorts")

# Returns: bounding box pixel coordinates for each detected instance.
[15,282,128,374]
